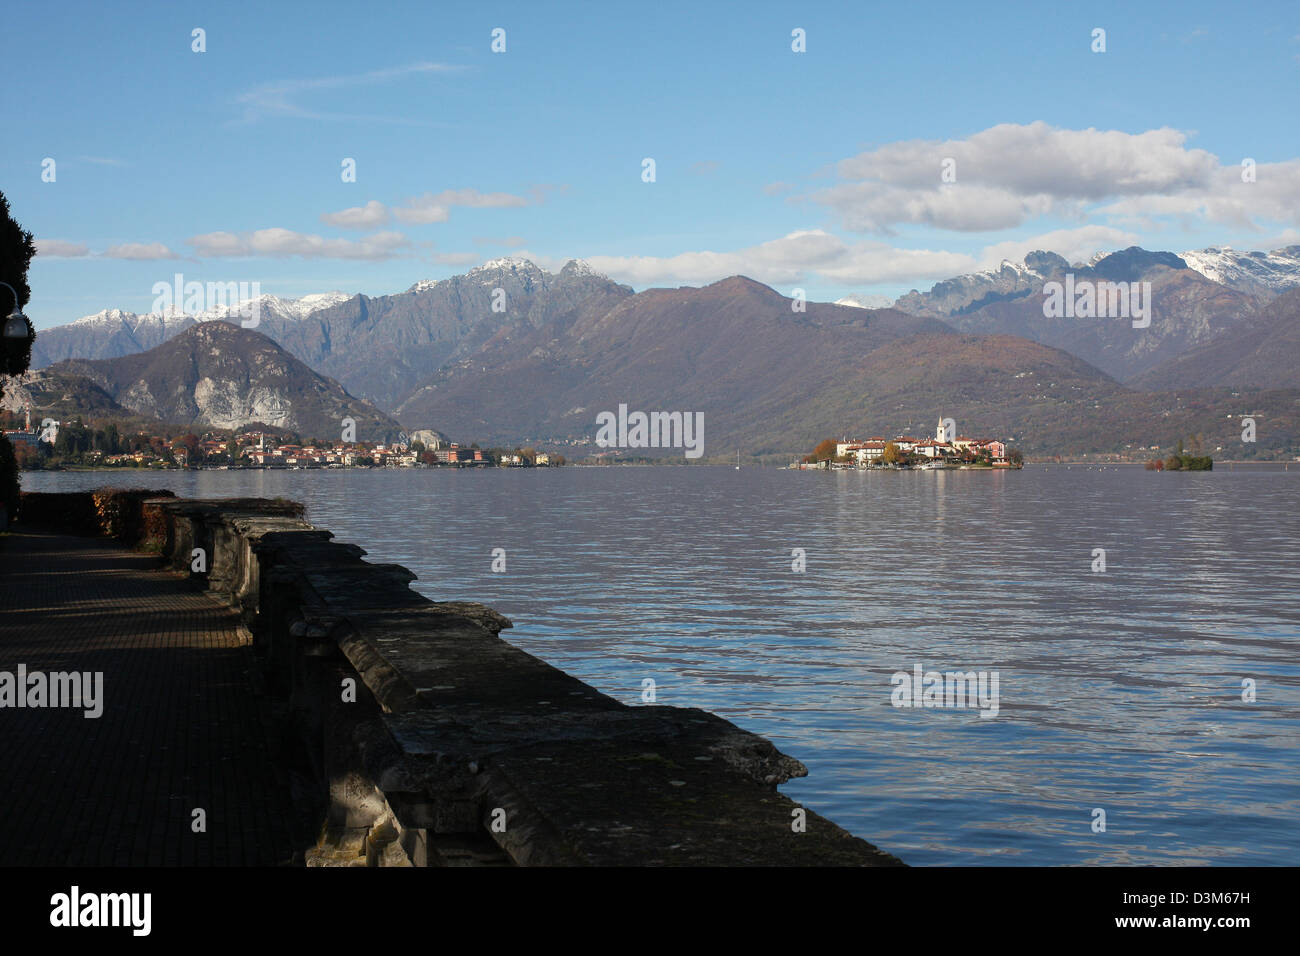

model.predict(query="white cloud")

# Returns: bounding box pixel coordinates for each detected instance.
[434,188,530,209]
[815,181,1057,233]
[811,122,1299,234]
[1261,227,1300,246]
[814,243,978,284]
[393,188,530,224]
[185,231,245,256]
[837,123,1217,197]
[38,238,181,260]
[1093,159,1300,230]
[102,242,179,260]
[321,200,390,229]
[392,200,449,225]
[574,230,977,288]
[35,239,91,258]
[188,228,412,260]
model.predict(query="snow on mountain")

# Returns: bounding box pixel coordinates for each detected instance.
[67,290,350,329]
[1179,246,1300,298]
[835,293,894,310]
[559,258,602,278]
[411,259,606,292]
[470,256,546,277]
[284,291,352,316]
[893,251,1070,317]
[70,306,192,330]
[197,291,351,323]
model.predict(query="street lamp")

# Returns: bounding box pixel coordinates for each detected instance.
[1,281,30,340]
[1,280,36,378]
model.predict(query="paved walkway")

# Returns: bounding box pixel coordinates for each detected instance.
[0,530,305,865]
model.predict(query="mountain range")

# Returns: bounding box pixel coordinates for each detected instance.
[12,247,1300,457]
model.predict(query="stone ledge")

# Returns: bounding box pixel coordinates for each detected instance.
[138,493,905,867]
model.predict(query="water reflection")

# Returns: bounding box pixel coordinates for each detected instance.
[27,465,1300,865]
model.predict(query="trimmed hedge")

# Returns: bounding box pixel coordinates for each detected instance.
[18,488,178,543]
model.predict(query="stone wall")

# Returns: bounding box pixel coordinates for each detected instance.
[28,492,905,867]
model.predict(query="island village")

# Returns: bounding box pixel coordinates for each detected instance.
[796,416,1018,469]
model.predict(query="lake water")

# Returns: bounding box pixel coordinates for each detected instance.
[24,464,1300,865]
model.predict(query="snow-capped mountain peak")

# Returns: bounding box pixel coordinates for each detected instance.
[286,291,351,316]
[471,256,542,275]
[1179,245,1300,298]
[66,290,351,330]
[559,258,604,278]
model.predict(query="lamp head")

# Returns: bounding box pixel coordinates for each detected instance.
[3,308,30,340]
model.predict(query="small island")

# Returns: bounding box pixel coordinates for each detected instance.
[796,416,1023,470]
[1144,437,1213,471]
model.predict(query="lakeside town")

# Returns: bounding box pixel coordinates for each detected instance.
[1,412,566,471]
[796,417,1023,470]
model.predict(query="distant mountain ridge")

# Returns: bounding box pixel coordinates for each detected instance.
[1178,246,1300,299]
[35,247,1300,394]
[266,257,633,411]
[890,245,1300,319]
[892,247,1193,318]
[30,291,352,368]
[889,247,1267,382]
[389,274,1298,456]
[22,250,1300,456]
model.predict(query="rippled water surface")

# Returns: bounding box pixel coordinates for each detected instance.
[28,464,1300,865]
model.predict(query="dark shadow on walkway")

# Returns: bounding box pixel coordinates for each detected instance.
[0,530,314,865]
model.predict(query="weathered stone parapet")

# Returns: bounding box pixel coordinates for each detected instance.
[40,491,905,867]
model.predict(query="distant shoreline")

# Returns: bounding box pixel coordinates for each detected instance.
[18,458,1298,474]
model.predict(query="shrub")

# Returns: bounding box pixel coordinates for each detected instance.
[0,435,18,524]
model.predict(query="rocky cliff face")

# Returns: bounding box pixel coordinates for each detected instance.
[48,322,404,441]
[0,368,128,420]
[263,258,634,410]
[1135,287,1300,389]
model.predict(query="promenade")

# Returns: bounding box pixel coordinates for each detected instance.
[0,529,305,865]
[1,494,904,867]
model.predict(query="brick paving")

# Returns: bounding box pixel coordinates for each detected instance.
[0,530,305,865]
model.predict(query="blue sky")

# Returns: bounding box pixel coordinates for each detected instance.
[5,0,1298,328]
